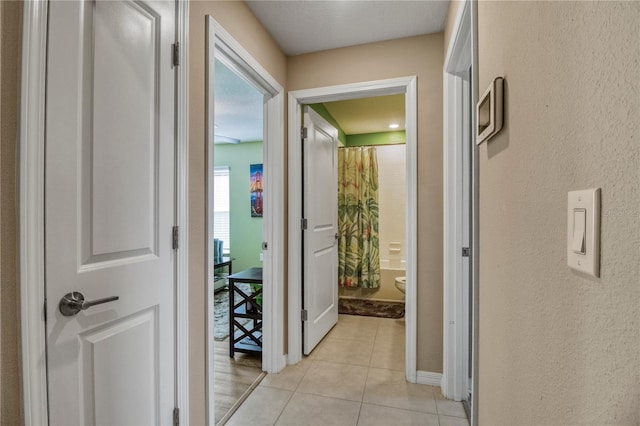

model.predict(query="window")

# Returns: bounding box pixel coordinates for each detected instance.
[214,166,230,254]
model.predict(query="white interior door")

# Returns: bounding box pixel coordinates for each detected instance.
[45,1,176,424]
[302,107,339,355]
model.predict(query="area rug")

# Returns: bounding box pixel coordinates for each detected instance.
[338,298,405,319]
[214,284,253,341]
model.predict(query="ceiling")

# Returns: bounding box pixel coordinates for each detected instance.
[246,0,449,55]
[216,1,448,142]
[323,94,405,135]
[214,59,263,144]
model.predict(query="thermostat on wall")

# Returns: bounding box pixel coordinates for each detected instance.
[476,77,504,145]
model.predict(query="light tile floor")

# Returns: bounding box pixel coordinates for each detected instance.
[227,314,469,426]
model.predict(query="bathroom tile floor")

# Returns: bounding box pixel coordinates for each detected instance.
[226,314,469,426]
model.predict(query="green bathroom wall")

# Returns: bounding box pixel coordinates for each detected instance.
[308,103,347,145]
[346,131,406,146]
[214,141,263,272]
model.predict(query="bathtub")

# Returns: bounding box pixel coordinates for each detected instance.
[339,259,406,302]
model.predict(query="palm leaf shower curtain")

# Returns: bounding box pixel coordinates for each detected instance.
[338,147,381,288]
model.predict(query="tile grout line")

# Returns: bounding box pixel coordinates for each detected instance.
[355,400,364,426]
[293,359,369,404]
[364,318,379,368]
[270,357,317,426]
[354,360,372,426]
[358,400,439,417]
[270,388,296,426]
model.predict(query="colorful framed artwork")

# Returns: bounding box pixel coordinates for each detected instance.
[250,163,263,217]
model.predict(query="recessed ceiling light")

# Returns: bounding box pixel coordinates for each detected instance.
[389,123,399,129]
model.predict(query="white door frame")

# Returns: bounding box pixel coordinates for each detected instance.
[442,2,478,425]
[287,77,419,383]
[205,17,286,422]
[18,1,190,424]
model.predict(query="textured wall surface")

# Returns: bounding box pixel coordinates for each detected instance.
[288,34,444,373]
[189,2,286,423]
[477,2,640,424]
[0,0,22,423]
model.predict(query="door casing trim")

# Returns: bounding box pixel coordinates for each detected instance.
[19,1,49,423]
[205,15,286,423]
[287,77,418,382]
[175,1,190,425]
[18,1,191,424]
[442,2,478,426]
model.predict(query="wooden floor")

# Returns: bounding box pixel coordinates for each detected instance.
[214,336,263,425]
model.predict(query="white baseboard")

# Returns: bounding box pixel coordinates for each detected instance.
[265,354,287,374]
[286,352,302,366]
[416,370,443,387]
[275,354,287,372]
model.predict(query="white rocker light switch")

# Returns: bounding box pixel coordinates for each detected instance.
[567,189,600,277]
[572,209,586,254]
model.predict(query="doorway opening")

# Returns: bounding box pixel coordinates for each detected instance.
[205,16,285,425]
[287,77,419,382]
[302,96,408,371]
[210,56,265,424]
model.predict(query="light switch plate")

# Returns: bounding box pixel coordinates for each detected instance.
[567,188,601,277]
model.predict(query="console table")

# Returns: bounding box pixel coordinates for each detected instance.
[228,267,263,357]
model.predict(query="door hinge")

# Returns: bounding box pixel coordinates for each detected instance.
[301,309,308,322]
[462,247,470,257]
[301,127,308,139]
[172,226,179,249]
[173,407,179,426]
[262,242,268,250]
[43,300,47,320]
[301,218,307,230]
[172,42,180,67]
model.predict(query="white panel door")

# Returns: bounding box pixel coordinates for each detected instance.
[45,1,176,424]
[303,107,339,355]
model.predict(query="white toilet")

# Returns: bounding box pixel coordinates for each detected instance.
[395,276,406,295]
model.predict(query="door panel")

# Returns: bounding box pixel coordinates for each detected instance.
[90,0,160,259]
[80,308,158,425]
[82,0,162,265]
[303,107,339,355]
[45,1,176,424]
